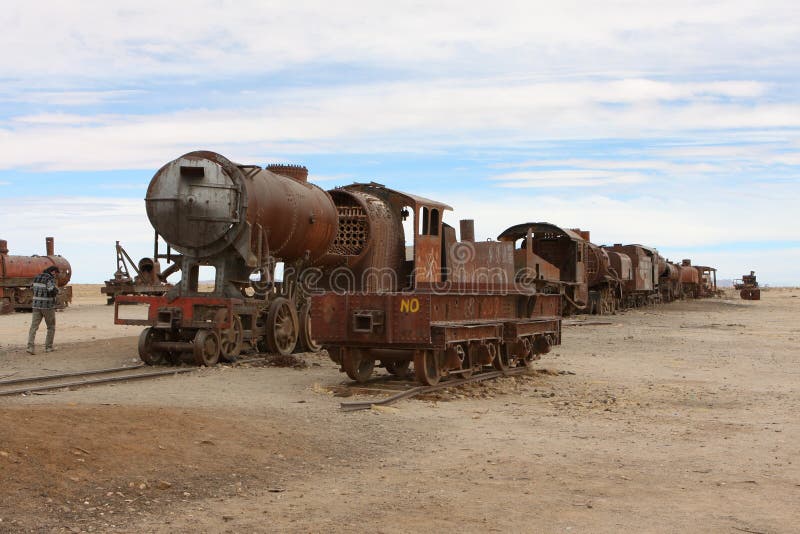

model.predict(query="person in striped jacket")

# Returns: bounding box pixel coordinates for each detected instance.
[26,265,60,355]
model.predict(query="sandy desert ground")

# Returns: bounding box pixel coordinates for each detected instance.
[1,284,799,533]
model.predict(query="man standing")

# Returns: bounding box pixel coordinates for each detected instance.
[27,265,60,354]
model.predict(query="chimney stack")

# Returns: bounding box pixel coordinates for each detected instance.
[266,164,309,182]
[460,220,475,242]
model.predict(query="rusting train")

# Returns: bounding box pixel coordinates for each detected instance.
[0,237,72,314]
[490,223,718,316]
[114,152,339,365]
[115,149,725,389]
[312,185,562,385]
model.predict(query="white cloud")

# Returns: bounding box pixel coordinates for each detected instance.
[3,90,145,107]
[0,197,152,283]
[1,1,798,84]
[490,169,649,187]
[12,113,111,125]
[0,78,798,171]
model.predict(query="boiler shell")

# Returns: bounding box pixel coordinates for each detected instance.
[145,151,338,263]
[1,254,72,286]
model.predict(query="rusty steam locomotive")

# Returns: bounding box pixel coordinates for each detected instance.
[114,151,339,365]
[0,237,72,314]
[311,184,562,385]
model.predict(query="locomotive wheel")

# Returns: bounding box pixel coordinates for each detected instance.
[414,350,441,386]
[138,327,166,365]
[219,314,244,362]
[492,344,514,371]
[343,349,375,382]
[383,359,411,378]
[193,329,221,366]
[297,302,322,353]
[454,344,473,379]
[266,297,299,355]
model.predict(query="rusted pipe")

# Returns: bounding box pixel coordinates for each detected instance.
[46,237,55,257]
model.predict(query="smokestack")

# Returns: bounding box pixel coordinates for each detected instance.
[46,237,55,256]
[571,228,590,241]
[266,164,309,182]
[0,239,7,254]
[460,219,475,242]
[682,259,691,266]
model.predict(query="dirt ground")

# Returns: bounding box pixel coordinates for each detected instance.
[1,285,799,533]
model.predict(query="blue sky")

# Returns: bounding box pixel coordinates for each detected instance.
[1,1,799,284]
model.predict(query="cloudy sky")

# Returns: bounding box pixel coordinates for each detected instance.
[1,0,799,284]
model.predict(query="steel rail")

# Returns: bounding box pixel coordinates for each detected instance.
[0,368,197,397]
[0,356,268,397]
[340,366,530,412]
[0,364,146,387]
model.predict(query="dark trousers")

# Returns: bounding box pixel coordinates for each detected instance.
[28,308,56,350]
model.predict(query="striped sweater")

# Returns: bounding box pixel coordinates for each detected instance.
[31,272,58,309]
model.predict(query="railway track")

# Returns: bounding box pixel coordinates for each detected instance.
[339,366,531,411]
[0,358,265,397]
[0,364,197,397]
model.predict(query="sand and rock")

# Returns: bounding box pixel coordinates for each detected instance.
[1,285,798,533]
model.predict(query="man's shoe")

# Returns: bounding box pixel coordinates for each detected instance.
[45,347,55,353]
[26,347,35,355]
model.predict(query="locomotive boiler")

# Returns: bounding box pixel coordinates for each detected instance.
[114,151,339,365]
[0,237,72,314]
[312,183,562,385]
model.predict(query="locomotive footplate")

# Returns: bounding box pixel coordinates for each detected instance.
[114,294,241,330]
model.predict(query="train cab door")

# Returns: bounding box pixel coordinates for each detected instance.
[414,205,442,285]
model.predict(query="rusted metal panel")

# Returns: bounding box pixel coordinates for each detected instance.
[606,251,632,281]
[431,323,504,346]
[311,292,433,345]
[415,235,441,284]
[448,240,515,287]
[503,317,561,340]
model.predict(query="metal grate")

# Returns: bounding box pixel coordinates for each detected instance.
[328,205,369,256]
